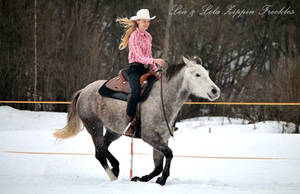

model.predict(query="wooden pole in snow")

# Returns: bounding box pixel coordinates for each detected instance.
[130,137,133,179]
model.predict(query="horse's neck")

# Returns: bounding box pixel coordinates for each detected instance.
[162,68,190,123]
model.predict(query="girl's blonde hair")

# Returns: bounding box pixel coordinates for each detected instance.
[116,17,137,50]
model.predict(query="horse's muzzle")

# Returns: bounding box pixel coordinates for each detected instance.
[207,86,220,101]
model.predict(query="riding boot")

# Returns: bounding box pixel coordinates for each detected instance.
[125,115,136,137]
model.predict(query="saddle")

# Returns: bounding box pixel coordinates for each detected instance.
[105,69,153,94]
[99,68,158,102]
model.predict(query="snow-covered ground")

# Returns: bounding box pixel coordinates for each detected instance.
[0,106,299,194]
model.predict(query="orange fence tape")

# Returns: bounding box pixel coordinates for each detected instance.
[183,102,300,106]
[0,100,71,104]
[3,150,287,160]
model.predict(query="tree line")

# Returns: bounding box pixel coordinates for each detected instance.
[0,0,299,132]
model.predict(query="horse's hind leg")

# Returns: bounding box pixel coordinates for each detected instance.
[81,117,120,181]
[93,129,121,181]
[102,129,121,178]
[132,148,164,182]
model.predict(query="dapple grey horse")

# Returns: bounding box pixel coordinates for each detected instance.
[53,56,220,185]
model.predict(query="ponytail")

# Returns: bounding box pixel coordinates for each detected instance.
[116,17,137,50]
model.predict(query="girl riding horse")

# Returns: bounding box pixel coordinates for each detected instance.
[116,9,165,136]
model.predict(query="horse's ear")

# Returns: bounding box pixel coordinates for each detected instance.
[182,56,191,66]
[193,56,203,65]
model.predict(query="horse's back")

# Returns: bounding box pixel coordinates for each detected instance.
[76,80,106,115]
[84,79,106,92]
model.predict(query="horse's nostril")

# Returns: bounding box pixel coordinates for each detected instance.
[212,88,217,95]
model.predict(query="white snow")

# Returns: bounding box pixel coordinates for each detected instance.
[0,106,299,194]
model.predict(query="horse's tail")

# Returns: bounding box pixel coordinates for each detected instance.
[53,90,83,139]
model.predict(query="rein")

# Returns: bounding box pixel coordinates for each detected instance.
[158,65,174,138]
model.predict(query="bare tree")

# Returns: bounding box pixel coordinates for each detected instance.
[0,0,299,131]
[162,0,174,62]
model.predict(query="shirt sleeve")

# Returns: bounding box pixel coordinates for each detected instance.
[129,32,154,65]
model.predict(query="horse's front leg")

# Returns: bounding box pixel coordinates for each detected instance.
[155,145,173,186]
[143,133,173,186]
[132,148,164,182]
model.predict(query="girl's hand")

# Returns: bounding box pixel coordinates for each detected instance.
[155,71,162,80]
[153,58,166,66]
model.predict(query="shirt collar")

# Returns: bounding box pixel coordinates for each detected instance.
[136,28,147,37]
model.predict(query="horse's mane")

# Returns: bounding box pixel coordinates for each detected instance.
[165,62,185,81]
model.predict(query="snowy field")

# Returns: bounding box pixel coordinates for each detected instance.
[0,106,300,194]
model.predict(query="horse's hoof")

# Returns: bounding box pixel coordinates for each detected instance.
[156,177,166,186]
[140,175,150,182]
[106,168,117,181]
[112,167,119,178]
[131,176,141,182]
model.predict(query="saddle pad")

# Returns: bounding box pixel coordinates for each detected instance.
[98,81,128,101]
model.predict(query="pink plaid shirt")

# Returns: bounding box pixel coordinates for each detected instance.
[128,28,157,72]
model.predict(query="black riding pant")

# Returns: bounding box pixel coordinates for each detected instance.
[126,62,149,117]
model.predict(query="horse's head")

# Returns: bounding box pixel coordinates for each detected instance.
[182,56,220,101]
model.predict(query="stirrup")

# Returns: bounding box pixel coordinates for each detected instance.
[123,122,136,137]
[125,126,135,137]
[123,122,133,135]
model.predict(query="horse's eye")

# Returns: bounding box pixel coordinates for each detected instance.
[196,73,201,77]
